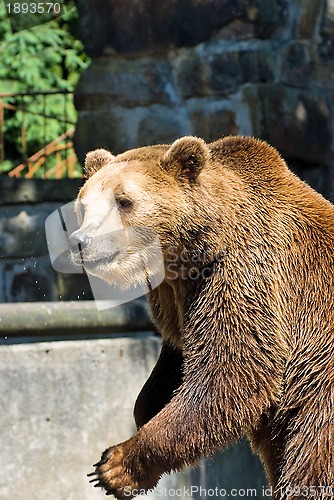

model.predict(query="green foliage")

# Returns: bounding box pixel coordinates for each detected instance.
[0,1,90,175]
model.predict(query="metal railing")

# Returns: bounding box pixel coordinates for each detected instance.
[0,300,154,343]
[0,90,81,178]
[8,128,76,178]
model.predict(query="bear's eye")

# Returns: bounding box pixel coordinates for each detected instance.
[116,197,133,210]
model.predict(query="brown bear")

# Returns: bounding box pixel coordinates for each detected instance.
[69,136,334,499]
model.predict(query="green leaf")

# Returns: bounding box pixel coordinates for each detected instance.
[0,3,90,173]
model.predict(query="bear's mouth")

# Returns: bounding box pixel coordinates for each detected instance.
[80,250,120,269]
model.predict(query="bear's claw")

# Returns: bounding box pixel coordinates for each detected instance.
[89,441,161,499]
[93,458,109,468]
[89,478,100,484]
[88,444,136,499]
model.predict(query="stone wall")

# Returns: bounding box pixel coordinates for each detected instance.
[74,0,334,201]
[0,177,87,302]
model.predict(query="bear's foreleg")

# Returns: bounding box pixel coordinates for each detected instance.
[90,350,277,498]
[90,386,219,498]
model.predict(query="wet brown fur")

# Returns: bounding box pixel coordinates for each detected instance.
[81,136,334,499]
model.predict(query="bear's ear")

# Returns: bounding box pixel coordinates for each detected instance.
[84,149,114,178]
[161,136,210,181]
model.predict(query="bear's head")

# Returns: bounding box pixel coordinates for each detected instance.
[69,136,215,288]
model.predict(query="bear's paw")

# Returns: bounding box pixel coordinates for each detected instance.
[89,439,160,499]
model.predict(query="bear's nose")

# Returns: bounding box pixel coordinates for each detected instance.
[68,232,92,253]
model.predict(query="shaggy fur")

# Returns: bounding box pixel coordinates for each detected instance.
[72,136,334,499]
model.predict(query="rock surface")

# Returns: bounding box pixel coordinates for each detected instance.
[74,0,334,196]
[0,178,88,303]
[75,0,287,57]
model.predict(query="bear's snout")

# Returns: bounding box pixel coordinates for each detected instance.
[68,231,92,254]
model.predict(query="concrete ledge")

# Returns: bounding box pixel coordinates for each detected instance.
[0,336,163,499]
[0,299,153,338]
[0,177,83,204]
[0,298,267,498]
[0,335,268,499]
